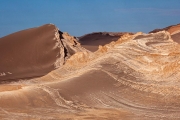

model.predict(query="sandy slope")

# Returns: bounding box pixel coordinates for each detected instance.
[1,24,180,119]
[78,32,132,52]
[0,24,86,81]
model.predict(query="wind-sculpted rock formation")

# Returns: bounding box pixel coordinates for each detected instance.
[1,24,180,119]
[150,23,180,43]
[0,24,86,81]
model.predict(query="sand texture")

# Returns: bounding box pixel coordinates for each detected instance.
[78,32,132,52]
[0,24,86,81]
[0,24,180,119]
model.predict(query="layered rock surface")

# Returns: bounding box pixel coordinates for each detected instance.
[1,24,180,119]
[150,23,180,43]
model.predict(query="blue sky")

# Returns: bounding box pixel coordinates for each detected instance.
[0,0,180,37]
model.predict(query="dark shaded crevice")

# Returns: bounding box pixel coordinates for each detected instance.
[73,37,78,45]
[58,30,63,40]
[58,30,69,62]
[63,47,69,61]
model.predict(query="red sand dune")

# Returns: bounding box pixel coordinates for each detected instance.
[0,24,85,81]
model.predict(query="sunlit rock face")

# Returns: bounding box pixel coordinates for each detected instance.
[0,24,86,81]
[1,24,180,119]
[150,23,180,43]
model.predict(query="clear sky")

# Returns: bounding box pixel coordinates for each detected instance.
[0,0,180,37]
